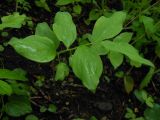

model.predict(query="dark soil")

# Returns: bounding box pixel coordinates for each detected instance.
[0,0,160,120]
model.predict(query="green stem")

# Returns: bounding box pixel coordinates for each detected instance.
[57,42,92,55]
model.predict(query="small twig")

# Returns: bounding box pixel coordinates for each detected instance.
[31,100,41,107]
[30,96,43,99]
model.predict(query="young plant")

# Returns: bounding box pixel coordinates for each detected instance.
[8,11,154,92]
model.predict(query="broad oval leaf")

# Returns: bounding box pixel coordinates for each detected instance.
[35,22,59,49]
[53,12,77,48]
[70,45,103,92]
[5,95,32,117]
[0,68,27,81]
[9,35,56,63]
[0,80,12,95]
[91,11,126,42]
[101,41,154,67]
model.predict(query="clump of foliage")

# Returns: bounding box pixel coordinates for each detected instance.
[0,0,160,119]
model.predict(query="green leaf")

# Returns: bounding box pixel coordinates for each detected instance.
[73,118,85,120]
[48,104,57,113]
[73,5,82,14]
[91,11,126,42]
[9,35,56,63]
[108,32,133,69]
[91,43,108,55]
[0,68,27,81]
[140,16,156,34]
[40,106,47,113]
[25,114,39,120]
[140,67,155,89]
[5,95,32,117]
[56,0,75,5]
[146,97,154,108]
[0,12,26,30]
[101,41,154,67]
[134,89,146,103]
[0,80,12,95]
[8,81,29,95]
[89,9,101,21]
[108,51,124,69]
[90,116,98,120]
[53,12,77,48]
[70,45,103,92]
[113,32,133,43]
[124,76,134,94]
[125,108,136,119]
[55,62,69,81]
[35,0,51,12]
[0,45,4,52]
[144,104,160,120]
[35,22,59,49]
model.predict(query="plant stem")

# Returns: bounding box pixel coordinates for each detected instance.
[57,42,92,55]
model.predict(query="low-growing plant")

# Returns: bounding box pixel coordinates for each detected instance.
[1,1,160,119]
[8,11,155,92]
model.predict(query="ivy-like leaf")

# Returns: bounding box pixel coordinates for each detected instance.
[101,41,154,67]
[9,35,56,63]
[35,22,59,49]
[91,11,126,42]
[53,12,77,48]
[0,12,26,30]
[0,80,12,95]
[70,45,103,92]
[0,68,27,81]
